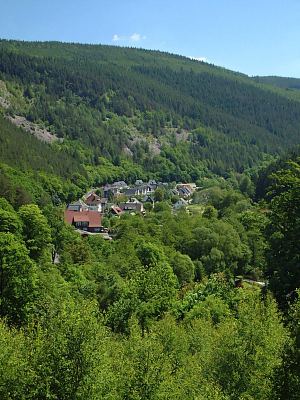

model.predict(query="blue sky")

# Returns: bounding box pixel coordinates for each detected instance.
[1,0,300,77]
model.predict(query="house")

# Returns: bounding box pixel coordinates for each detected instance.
[177,183,196,193]
[148,179,157,186]
[85,193,108,212]
[177,187,191,197]
[122,187,139,197]
[110,205,124,216]
[103,185,120,198]
[64,210,102,233]
[67,199,88,212]
[103,181,129,198]
[142,194,155,204]
[173,199,189,210]
[119,198,144,213]
[123,185,150,197]
[113,181,128,189]
[85,192,102,212]
[176,184,195,198]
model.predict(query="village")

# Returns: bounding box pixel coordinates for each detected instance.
[64,179,198,238]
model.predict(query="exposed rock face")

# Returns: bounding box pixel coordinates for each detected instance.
[0,80,11,109]
[7,115,62,143]
[0,80,62,144]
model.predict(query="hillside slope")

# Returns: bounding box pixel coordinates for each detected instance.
[1,39,300,181]
[253,75,300,102]
[0,111,87,207]
[253,75,300,90]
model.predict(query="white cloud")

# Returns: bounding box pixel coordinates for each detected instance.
[130,33,146,42]
[189,56,210,63]
[112,34,121,42]
[112,33,146,43]
[130,33,141,42]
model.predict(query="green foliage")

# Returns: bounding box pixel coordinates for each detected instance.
[266,159,300,306]
[274,290,300,399]
[0,114,84,178]
[208,292,287,399]
[0,208,22,234]
[168,251,195,285]
[18,204,52,261]
[0,321,34,398]
[107,243,178,333]
[0,192,294,399]
[0,233,37,324]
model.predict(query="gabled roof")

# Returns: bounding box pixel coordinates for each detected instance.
[174,199,189,207]
[178,187,187,194]
[177,183,195,192]
[110,206,123,215]
[85,192,101,204]
[113,181,128,188]
[123,188,137,196]
[142,194,154,202]
[64,210,102,228]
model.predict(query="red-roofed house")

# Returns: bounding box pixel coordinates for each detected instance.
[64,210,102,233]
[85,192,102,212]
[110,206,123,216]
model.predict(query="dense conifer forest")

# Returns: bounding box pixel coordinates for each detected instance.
[0,40,300,399]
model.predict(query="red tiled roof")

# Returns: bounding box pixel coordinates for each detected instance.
[85,193,101,205]
[73,213,90,222]
[64,210,102,228]
[111,206,123,215]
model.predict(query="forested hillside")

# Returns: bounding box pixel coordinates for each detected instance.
[254,75,300,90]
[0,114,88,207]
[1,39,300,183]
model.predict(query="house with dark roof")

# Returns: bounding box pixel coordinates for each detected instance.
[142,194,155,204]
[64,210,102,233]
[113,181,128,188]
[148,179,157,186]
[122,187,139,197]
[176,184,195,198]
[103,186,119,198]
[123,185,151,197]
[119,198,144,213]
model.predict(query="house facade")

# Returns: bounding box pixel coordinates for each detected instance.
[173,199,189,210]
[119,198,144,213]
